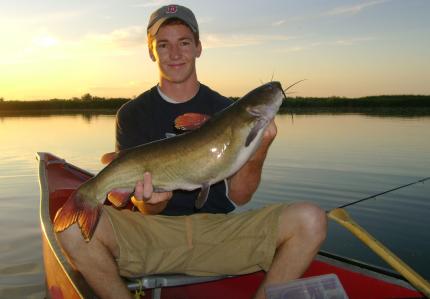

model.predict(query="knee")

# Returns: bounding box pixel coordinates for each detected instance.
[56,213,117,265]
[280,202,327,243]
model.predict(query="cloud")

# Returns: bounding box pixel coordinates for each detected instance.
[86,26,147,48]
[0,10,85,26]
[276,37,376,53]
[32,34,60,48]
[280,46,306,53]
[334,37,376,45]
[0,24,148,66]
[325,0,391,16]
[202,33,290,49]
[272,20,286,27]
[132,0,169,8]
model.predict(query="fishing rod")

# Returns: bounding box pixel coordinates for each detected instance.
[334,176,430,209]
[327,176,430,296]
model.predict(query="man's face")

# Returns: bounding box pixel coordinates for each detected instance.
[149,24,202,84]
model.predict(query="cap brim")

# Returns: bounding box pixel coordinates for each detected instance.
[147,16,197,36]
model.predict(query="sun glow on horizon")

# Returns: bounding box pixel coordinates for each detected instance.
[1,1,429,101]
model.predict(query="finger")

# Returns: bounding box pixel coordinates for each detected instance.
[266,120,277,136]
[143,172,153,199]
[147,191,173,204]
[134,180,145,200]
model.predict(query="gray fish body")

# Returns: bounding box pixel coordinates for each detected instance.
[80,81,285,207]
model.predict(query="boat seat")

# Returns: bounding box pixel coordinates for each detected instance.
[125,273,231,299]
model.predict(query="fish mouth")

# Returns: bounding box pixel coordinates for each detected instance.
[280,85,288,101]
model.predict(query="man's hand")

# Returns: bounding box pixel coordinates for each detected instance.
[251,119,277,160]
[264,119,277,142]
[228,119,277,205]
[131,172,172,214]
[101,152,172,214]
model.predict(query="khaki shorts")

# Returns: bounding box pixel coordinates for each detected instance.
[104,204,285,278]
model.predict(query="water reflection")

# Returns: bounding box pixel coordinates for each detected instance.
[0,110,116,122]
[279,107,430,117]
[0,112,429,298]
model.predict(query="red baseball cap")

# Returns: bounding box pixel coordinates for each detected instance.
[147,4,198,36]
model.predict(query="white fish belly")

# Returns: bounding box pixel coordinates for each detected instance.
[219,128,265,181]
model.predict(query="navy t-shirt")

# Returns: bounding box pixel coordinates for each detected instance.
[115,84,235,215]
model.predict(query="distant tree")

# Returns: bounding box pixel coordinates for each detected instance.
[0,97,4,102]
[81,93,93,101]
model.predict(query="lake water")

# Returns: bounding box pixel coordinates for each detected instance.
[0,112,429,298]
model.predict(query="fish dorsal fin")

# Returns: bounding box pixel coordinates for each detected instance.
[195,182,210,209]
[175,113,210,131]
[107,189,131,207]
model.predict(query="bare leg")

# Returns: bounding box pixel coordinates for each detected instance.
[254,202,327,299]
[56,213,132,299]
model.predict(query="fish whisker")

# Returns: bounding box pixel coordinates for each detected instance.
[282,79,306,99]
[284,79,306,93]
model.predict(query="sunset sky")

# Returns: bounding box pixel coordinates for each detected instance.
[1,0,429,100]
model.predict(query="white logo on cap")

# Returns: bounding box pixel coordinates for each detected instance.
[166,5,177,14]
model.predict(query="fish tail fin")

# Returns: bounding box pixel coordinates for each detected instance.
[77,204,103,242]
[53,191,102,242]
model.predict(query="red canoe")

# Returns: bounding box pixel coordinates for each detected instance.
[37,152,425,299]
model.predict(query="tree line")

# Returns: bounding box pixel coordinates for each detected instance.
[1,94,430,113]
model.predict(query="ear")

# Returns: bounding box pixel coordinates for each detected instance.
[196,40,202,58]
[148,46,156,62]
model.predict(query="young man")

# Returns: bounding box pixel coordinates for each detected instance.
[57,5,327,299]
[112,4,278,216]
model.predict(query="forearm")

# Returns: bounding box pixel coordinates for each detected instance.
[228,120,277,205]
[228,163,263,206]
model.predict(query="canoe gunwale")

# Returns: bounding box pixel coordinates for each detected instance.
[38,152,95,299]
[317,251,419,292]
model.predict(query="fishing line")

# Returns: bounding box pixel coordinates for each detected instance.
[334,176,430,209]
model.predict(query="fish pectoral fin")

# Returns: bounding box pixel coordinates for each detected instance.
[195,183,210,209]
[107,189,132,207]
[246,105,266,117]
[245,119,267,147]
[174,113,210,131]
[53,191,102,242]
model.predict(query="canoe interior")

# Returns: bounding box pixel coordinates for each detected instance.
[38,152,425,299]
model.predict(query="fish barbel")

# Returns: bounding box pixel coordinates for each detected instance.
[53,81,286,241]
